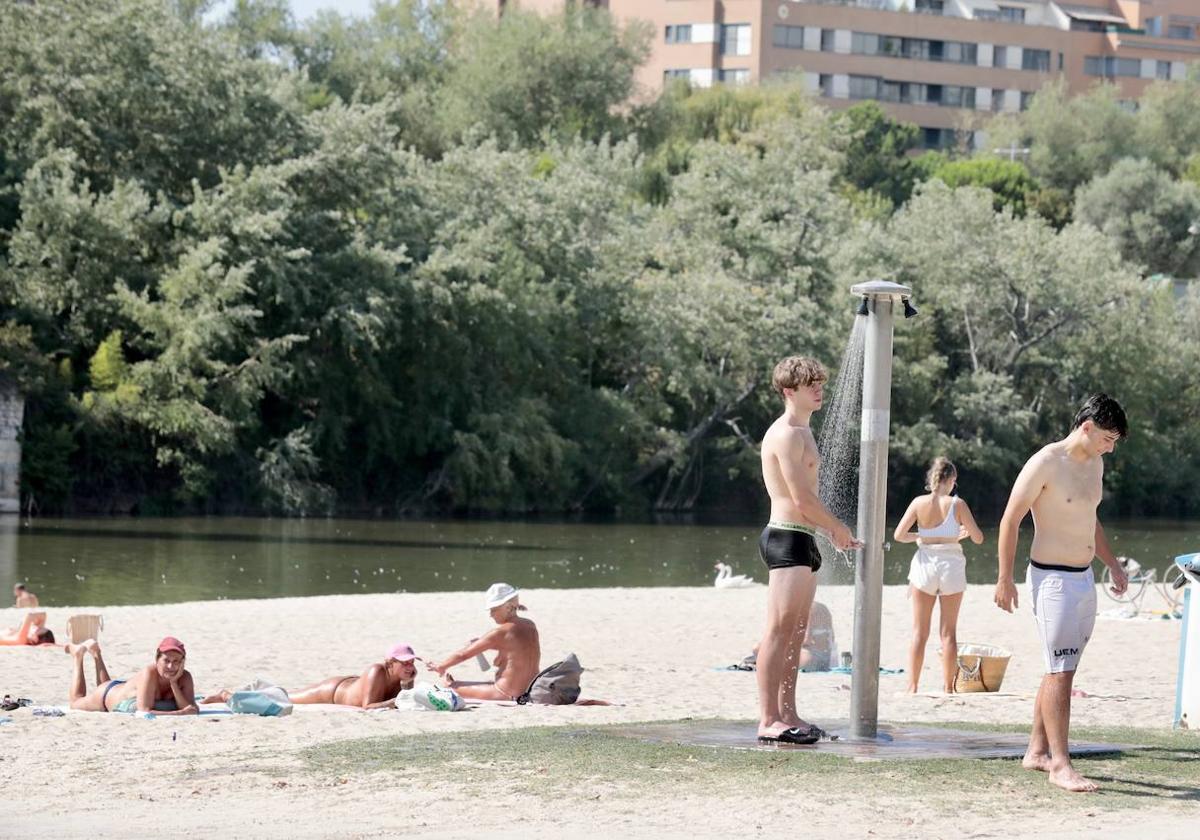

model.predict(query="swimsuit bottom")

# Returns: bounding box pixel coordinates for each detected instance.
[759,522,822,572]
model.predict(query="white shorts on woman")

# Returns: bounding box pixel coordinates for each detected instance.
[907,544,967,596]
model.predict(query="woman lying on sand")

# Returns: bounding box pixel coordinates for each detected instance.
[201,643,419,709]
[0,612,55,646]
[67,637,197,715]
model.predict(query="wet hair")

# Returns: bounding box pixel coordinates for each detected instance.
[925,456,957,491]
[771,356,828,397]
[35,628,54,645]
[1072,393,1128,439]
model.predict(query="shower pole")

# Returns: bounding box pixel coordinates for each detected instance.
[848,280,914,740]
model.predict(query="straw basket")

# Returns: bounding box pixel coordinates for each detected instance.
[953,643,1011,693]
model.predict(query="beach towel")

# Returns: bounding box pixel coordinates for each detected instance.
[228,688,292,717]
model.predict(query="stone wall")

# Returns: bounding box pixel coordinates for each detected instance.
[0,379,23,513]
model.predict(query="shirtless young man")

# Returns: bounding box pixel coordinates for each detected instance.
[995,394,1129,793]
[0,611,55,646]
[282,643,418,709]
[67,636,198,715]
[13,583,39,608]
[428,583,540,701]
[756,356,860,744]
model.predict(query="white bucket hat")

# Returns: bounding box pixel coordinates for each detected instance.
[484,582,519,610]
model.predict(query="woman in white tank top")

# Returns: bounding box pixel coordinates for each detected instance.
[893,457,984,693]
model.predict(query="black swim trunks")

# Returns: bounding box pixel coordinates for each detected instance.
[758,523,822,572]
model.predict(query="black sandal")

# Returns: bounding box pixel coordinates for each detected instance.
[758,725,822,745]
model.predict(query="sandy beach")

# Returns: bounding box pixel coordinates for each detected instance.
[1,583,1192,838]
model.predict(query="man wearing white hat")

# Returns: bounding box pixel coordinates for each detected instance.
[428,582,541,701]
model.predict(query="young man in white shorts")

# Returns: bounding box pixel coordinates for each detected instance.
[994,394,1129,792]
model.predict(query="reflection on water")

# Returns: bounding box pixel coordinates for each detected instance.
[0,516,1197,607]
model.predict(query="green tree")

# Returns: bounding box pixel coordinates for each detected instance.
[834,102,920,210]
[929,157,1038,216]
[1074,158,1200,278]
[989,79,1137,193]
[432,6,651,149]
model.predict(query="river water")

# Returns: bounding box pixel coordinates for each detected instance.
[2,516,1198,606]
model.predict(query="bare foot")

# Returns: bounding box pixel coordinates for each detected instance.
[757,720,792,739]
[82,638,100,655]
[905,684,918,694]
[1022,751,1052,772]
[66,642,88,657]
[1048,765,1099,792]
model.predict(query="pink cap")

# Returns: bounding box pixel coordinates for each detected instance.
[387,643,416,662]
[157,636,186,656]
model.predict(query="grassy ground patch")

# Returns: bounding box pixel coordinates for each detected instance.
[298,720,1199,810]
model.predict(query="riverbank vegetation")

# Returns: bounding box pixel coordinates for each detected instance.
[2,1,1198,517]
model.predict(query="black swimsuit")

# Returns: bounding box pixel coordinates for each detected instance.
[758,523,823,572]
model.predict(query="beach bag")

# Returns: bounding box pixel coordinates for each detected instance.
[953,643,1012,693]
[228,684,293,716]
[517,653,582,705]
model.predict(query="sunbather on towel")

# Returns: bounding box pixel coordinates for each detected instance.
[13,583,39,608]
[0,611,55,646]
[203,643,420,709]
[66,637,197,715]
[427,583,541,701]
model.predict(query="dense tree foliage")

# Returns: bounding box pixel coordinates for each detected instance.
[2,1,1198,517]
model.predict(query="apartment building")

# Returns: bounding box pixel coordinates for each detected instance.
[506,1,1200,149]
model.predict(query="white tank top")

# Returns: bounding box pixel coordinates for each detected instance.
[917,497,959,539]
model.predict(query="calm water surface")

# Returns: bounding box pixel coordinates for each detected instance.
[2,516,1198,606]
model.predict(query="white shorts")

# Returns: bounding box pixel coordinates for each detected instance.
[908,545,967,596]
[1028,561,1097,674]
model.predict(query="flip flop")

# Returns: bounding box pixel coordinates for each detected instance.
[758,725,822,745]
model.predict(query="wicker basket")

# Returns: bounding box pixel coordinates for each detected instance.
[953,643,1012,693]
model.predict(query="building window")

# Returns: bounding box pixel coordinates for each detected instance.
[820,28,835,52]
[819,73,833,97]
[915,0,944,14]
[921,127,959,150]
[663,69,692,81]
[991,89,1005,112]
[1022,49,1050,72]
[1168,24,1196,41]
[944,42,978,64]
[993,46,1008,68]
[665,25,693,45]
[1058,52,1064,71]
[943,85,976,108]
[772,24,805,49]
[1020,91,1035,110]
[848,75,880,100]
[1157,60,1172,80]
[1084,56,1143,78]
[998,6,1026,24]
[1145,17,1162,38]
[721,23,751,56]
[719,68,749,85]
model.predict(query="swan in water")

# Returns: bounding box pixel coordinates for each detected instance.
[713,562,757,588]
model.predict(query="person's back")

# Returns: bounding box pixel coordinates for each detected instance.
[13,584,38,608]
